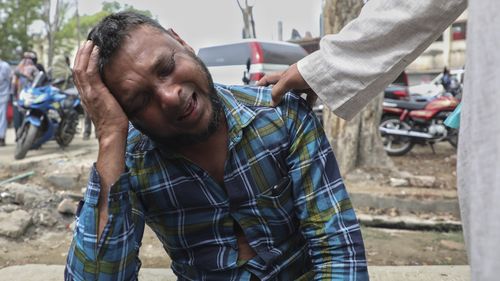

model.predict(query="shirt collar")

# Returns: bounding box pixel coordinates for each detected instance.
[215,84,257,149]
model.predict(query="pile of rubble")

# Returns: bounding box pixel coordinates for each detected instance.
[0,158,93,239]
[0,181,84,239]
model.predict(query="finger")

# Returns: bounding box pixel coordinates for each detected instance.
[256,76,269,86]
[74,40,93,72]
[87,46,102,83]
[270,78,289,107]
[78,40,95,75]
[87,46,114,98]
[73,42,85,71]
[72,46,84,88]
[257,72,282,86]
[73,41,94,86]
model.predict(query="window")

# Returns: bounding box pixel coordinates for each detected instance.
[198,43,251,67]
[260,43,307,65]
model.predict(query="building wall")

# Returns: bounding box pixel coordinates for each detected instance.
[407,11,467,74]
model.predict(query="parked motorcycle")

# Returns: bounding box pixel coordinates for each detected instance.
[379,93,460,156]
[14,72,83,160]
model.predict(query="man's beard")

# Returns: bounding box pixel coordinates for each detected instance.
[133,54,223,149]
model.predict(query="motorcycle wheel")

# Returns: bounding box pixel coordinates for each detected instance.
[379,117,414,156]
[15,123,39,160]
[56,110,79,147]
[447,128,459,148]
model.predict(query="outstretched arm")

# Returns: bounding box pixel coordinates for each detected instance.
[260,0,466,120]
[73,40,130,239]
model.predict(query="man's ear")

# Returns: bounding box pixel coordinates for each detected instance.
[167,28,195,53]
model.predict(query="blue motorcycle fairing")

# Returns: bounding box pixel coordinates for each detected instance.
[15,72,82,156]
[72,99,81,108]
[25,115,42,127]
[24,113,57,149]
[32,120,56,149]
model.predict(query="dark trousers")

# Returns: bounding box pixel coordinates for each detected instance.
[13,103,23,133]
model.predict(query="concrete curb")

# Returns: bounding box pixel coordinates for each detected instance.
[358,214,462,231]
[0,148,95,171]
[350,192,461,218]
[0,264,470,281]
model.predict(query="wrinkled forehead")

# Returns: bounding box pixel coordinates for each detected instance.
[117,25,178,60]
[102,26,182,103]
[102,25,178,78]
[126,25,176,44]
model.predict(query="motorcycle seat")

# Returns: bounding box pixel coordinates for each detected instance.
[384,99,427,110]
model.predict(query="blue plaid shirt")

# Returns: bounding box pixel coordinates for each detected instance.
[65,85,368,281]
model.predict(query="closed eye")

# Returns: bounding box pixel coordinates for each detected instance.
[124,91,152,117]
[157,53,175,78]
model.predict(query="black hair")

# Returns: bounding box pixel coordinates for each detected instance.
[87,11,168,81]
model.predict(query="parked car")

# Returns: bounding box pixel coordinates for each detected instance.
[198,40,324,122]
[409,69,465,98]
[197,39,308,85]
[384,71,410,100]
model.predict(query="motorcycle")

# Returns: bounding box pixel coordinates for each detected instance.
[14,72,83,160]
[379,92,460,156]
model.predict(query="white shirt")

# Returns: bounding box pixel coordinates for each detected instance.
[0,60,11,99]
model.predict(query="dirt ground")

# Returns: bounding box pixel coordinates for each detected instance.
[0,141,467,269]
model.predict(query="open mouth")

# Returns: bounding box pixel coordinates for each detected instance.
[177,92,197,121]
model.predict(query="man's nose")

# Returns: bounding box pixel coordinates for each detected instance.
[155,84,183,109]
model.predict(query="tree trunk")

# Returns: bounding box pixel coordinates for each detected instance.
[322,0,392,174]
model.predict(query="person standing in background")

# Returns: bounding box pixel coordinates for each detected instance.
[259,1,500,280]
[0,57,12,146]
[82,110,93,140]
[11,52,39,132]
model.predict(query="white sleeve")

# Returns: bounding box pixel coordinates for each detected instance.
[298,0,467,120]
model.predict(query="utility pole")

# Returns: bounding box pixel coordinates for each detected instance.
[443,26,452,69]
[277,21,283,41]
[237,0,256,39]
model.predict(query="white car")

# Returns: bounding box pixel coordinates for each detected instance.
[197,39,308,85]
[409,69,465,97]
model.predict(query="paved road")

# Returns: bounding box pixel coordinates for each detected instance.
[0,264,470,281]
[0,125,98,168]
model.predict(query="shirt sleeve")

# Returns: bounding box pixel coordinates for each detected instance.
[283,95,368,280]
[298,0,467,120]
[65,164,145,281]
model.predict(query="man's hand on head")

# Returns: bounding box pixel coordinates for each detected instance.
[74,41,130,238]
[257,63,318,107]
[73,40,129,142]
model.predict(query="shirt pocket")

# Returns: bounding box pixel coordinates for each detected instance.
[256,177,298,242]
